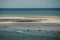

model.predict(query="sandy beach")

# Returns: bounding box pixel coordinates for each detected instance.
[0,17,60,24]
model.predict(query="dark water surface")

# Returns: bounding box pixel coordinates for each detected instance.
[0,23,60,40]
[0,8,60,17]
[0,31,60,40]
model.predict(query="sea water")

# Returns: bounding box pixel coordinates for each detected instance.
[0,8,60,40]
[0,8,60,17]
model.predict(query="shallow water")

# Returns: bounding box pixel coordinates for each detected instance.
[0,31,60,40]
[0,23,60,30]
[0,23,60,40]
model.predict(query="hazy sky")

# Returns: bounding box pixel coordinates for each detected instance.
[0,0,60,8]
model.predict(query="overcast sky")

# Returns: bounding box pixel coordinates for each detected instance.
[0,0,60,8]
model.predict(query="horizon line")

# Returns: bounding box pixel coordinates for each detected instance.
[0,8,60,10]
[0,8,60,9]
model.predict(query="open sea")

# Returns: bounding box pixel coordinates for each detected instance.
[0,8,60,17]
[0,8,60,40]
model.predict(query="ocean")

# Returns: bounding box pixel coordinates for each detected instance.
[0,8,60,17]
[0,8,60,40]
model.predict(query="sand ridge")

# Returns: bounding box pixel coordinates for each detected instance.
[0,17,60,24]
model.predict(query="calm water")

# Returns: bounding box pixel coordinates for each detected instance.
[0,8,60,17]
[0,31,60,40]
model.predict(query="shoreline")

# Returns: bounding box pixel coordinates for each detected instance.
[0,16,60,18]
[0,16,60,24]
[0,16,60,19]
[0,22,60,25]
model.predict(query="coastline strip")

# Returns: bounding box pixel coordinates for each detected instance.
[0,22,60,25]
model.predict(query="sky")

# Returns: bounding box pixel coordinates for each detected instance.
[0,0,60,8]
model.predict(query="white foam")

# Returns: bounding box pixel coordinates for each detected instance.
[16,31,23,33]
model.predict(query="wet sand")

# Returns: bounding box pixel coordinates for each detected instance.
[0,17,60,24]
